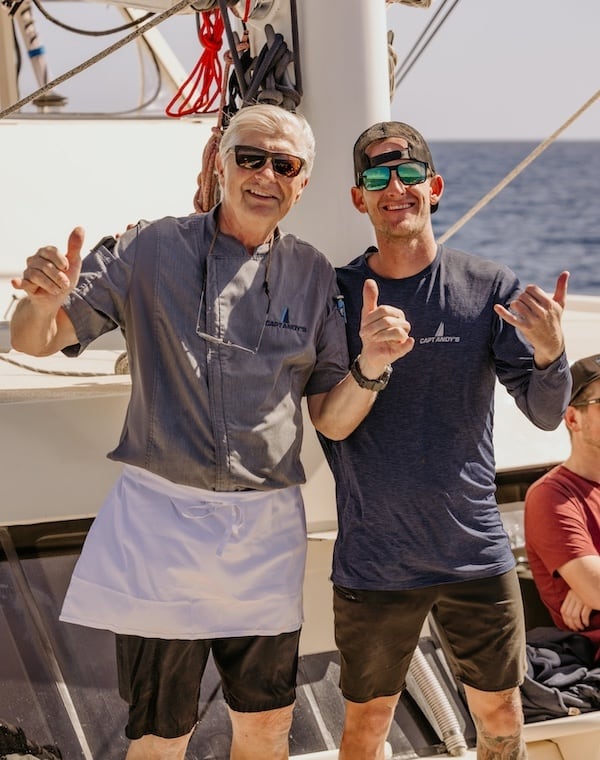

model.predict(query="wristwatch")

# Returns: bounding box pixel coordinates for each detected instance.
[350,354,392,392]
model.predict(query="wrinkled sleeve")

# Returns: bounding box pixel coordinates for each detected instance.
[304,263,350,396]
[61,224,145,356]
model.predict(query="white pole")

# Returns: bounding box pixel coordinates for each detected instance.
[287,0,391,265]
[246,0,391,263]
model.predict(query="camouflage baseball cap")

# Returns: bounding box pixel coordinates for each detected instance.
[570,353,600,403]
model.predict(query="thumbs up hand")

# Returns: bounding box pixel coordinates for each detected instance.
[12,227,84,305]
[358,278,414,376]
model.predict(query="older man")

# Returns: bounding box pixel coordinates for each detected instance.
[10,105,413,760]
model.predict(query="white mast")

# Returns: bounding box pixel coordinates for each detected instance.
[245,0,391,264]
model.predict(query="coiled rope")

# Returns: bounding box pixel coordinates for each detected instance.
[193,46,239,212]
[166,9,225,117]
[194,0,302,211]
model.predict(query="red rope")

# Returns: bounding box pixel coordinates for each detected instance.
[165,9,225,117]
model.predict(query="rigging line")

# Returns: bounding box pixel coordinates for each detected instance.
[0,527,94,760]
[31,0,154,37]
[394,0,461,91]
[289,0,302,96]
[218,0,248,98]
[0,0,196,120]
[0,353,116,376]
[394,0,451,83]
[438,87,600,246]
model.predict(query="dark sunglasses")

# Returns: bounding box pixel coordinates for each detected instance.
[360,160,429,191]
[233,145,305,178]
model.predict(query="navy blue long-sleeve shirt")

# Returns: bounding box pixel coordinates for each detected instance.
[319,245,571,590]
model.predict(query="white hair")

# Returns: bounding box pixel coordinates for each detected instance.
[219,104,315,176]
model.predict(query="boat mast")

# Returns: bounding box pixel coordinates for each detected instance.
[276,0,392,265]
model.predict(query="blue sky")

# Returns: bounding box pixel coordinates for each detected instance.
[11,0,599,140]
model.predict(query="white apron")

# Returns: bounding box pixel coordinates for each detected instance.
[60,465,307,638]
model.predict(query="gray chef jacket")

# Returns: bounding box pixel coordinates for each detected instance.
[62,208,349,491]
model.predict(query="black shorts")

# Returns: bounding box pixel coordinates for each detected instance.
[116,631,301,739]
[333,569,526,703]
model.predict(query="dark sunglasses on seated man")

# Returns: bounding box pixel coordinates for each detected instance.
[233,145,305,178]
[359,160,429,191]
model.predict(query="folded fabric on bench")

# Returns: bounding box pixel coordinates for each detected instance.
[521,626,600,722]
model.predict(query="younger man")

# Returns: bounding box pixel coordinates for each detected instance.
[525,354,600,658]
[319,121,571,759]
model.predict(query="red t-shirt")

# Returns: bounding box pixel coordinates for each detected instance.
[525,465,600,655]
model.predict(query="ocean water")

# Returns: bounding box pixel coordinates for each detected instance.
[429,141,600,296]
[1,141,598,313]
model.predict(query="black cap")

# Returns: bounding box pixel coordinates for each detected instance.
[353,122,436,182]
[353,121,438,211]
[570,354,600,403]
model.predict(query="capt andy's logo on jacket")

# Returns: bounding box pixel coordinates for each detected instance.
[266,307,307,333]
[419,322,460,345]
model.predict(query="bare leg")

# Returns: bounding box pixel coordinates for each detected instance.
[228,703,295,760]
[463,684,527,760]
[125,728,195,760]
[338,694,400,760]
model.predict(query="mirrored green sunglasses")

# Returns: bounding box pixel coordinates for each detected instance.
[360,160,429,191]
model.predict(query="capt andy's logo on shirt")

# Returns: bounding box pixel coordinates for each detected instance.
[266,307,307,333]
[419,322,461,345]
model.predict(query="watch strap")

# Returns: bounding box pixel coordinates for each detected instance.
[350,354,392,391]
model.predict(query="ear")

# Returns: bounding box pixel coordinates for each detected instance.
[293,176,309,205]
[429,173,444,207]
[351,186,368,214]
[564,405,580,432]
[215,152,225,183]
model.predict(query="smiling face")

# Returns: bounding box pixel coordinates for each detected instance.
[216,127,309,248]
[351,137,443,245]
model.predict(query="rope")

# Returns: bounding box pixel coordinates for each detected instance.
[394,0,461,91]
[165,9,225,117]
[194,51,231,214]
[0,353,116,376]
[194,0,302,211]
[218,0,249,99]
[438,88,600,245]
[193,30,248,212]
[387,30,398,100]
[221,0,302,115]
[0,0,196,120]
[31,0,154,37]
[231,0,252,22]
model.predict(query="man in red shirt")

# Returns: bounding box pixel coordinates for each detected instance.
[525,353,600,658]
